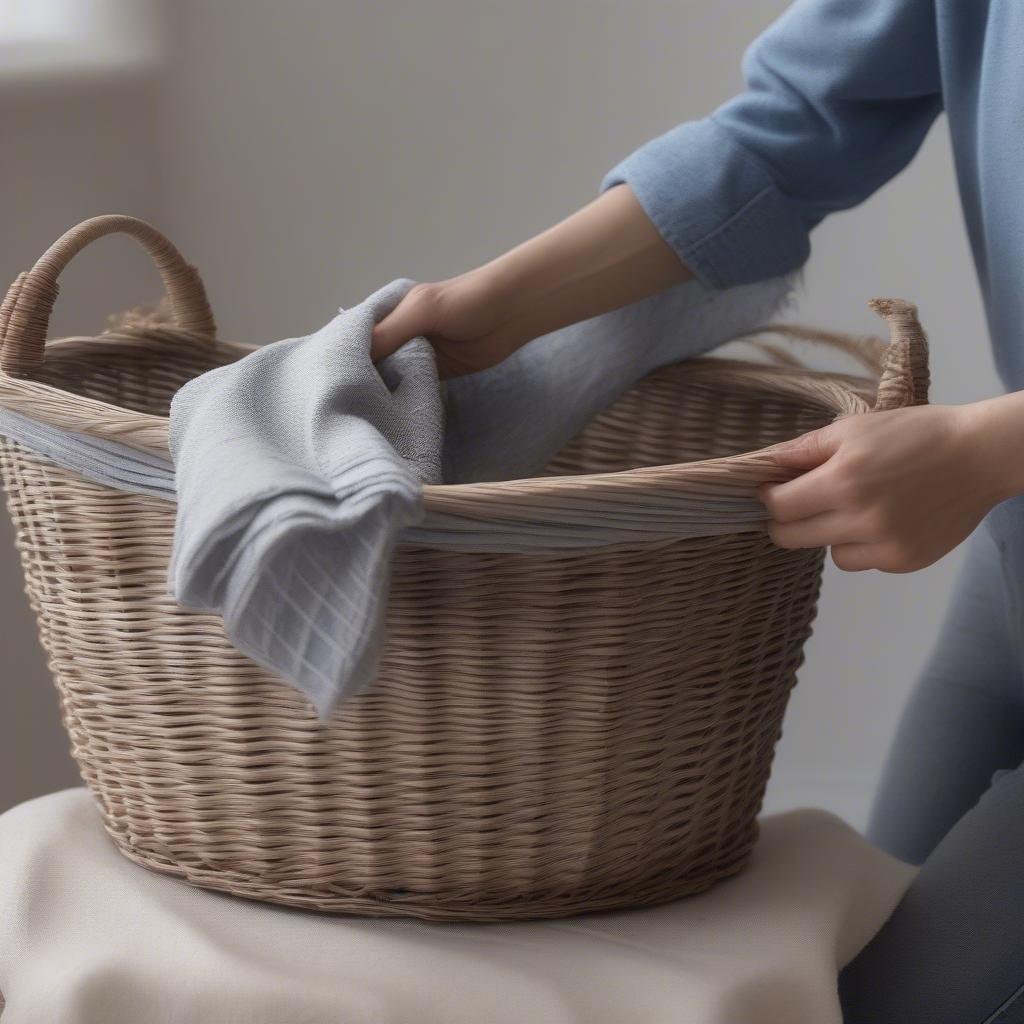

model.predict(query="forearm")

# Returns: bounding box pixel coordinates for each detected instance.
[961,391,1024,503]
[370,183,695,372]
[476,183,693,349]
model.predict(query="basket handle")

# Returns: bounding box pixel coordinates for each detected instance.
[0,214,217,377]
[731,297,928,411]
[729,322,888,377]
[868,297,929,411]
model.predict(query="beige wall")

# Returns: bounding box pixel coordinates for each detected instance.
[1,1,1000,827]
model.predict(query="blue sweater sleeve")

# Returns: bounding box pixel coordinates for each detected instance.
[600,0,943,290]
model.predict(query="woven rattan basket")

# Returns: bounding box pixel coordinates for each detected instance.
[0,216,929,922]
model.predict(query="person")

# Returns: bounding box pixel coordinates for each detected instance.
[372,2,1024,1020]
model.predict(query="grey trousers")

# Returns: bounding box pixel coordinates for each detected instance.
[839,497,1024,1022]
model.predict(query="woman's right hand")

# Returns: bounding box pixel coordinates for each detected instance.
[371,271,523,379]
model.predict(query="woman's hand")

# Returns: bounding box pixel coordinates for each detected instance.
[759,397,1024,573]
[371,271,524,378]
[371,184,692,379]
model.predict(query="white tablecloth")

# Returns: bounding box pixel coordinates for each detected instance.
[0,788,916,1024]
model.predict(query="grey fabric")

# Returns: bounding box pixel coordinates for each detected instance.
[441,271,795,483]
[0,273,796,717]
[168,283,445,719]
[0,406,178,500]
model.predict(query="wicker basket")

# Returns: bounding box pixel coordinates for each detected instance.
[0,216,929,922]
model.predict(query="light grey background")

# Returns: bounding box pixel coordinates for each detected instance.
[0,0,998,828]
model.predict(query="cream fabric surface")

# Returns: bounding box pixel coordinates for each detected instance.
[0,788,916,1024]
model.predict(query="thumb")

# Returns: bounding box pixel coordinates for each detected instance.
[765,423,841,472]
[371,292,431,362]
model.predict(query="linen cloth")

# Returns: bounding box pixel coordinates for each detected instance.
[0,787,916,1024]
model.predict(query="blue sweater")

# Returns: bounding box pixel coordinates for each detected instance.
[600,0,1024,391]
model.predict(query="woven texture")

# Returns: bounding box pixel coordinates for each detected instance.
[0,216,930,921]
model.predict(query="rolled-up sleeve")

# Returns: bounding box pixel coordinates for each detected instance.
[600,0,943,290]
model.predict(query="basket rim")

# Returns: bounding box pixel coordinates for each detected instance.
[0,326,877,506]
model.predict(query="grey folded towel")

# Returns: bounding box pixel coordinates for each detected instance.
[168,281,447,719]
[0,273,797,719]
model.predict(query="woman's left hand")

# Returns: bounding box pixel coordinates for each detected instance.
[758,398,1022,573]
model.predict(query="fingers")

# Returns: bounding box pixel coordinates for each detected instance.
[773,535,924,574]
[765,423,842,472]
[370,284,438,362]
[766,510,861,549]
[831,543,881,573]
[833,541,936,574]
[759,464,836,522]
[768,517,890,571]
[370,307,417,362]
